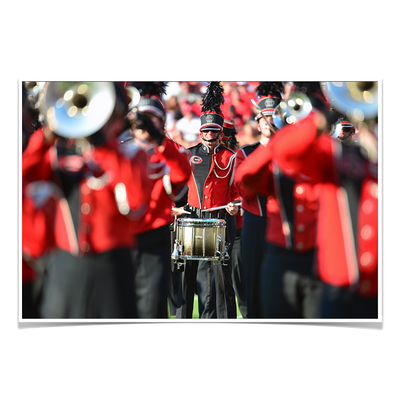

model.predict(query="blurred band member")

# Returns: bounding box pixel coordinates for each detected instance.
[123,82,192,318]
[330,115,356,144]
[271,90,378,318]
[22,82,152,318]
[234,82,282,318]
[235,82,331,318]
[221,119,247,318]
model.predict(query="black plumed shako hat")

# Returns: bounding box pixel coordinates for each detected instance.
[126,82,167,122]
[255,82,283,120]
[200,82,225,131]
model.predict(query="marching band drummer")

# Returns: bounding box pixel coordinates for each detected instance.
[22,82,153,319]
[173,82,240,319]
[122,82,192,319]
[234,82,282,318]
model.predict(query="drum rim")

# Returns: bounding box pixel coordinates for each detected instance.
[178,255,225,261]
[177,218,226,227]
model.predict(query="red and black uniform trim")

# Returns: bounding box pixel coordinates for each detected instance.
[186,143,239,211]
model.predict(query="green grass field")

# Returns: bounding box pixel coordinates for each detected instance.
[168,295,243,319]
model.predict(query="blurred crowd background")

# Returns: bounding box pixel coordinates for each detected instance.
[162,81,282,148]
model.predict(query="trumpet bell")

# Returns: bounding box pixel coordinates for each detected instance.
[322,81,378,122]
[279,92,313,125]
[40,82,116,138]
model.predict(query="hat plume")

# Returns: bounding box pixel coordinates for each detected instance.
[201,81,225,114]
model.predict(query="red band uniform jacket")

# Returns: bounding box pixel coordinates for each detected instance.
[271,112,378,298]
[186,143,240,210]
[125,136,192,236]
[235,142,268,217]
[22,127,153,256]
[235,140,319,254]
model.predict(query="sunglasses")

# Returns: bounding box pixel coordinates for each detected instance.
[342,126,354,133]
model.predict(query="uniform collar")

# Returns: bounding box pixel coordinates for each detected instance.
[201,143,221,154]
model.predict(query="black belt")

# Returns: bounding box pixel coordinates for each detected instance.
[185,205,227,220]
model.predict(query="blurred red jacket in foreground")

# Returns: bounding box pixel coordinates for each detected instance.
[22,127,152,257]
[270,112,378,297]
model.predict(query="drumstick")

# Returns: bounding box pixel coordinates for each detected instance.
[172,207,192,215]
[202,202,242,213]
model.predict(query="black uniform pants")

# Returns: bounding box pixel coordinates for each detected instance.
[320,284,378,319]
[132,224,171,319]
[231,228,247,318]
[176,258,236,318]
[41,248,138,319]
[241,210,268,318]
[260,244,323,318]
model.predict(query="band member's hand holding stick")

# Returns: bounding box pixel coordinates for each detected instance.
[171,207,191,216]
[225,202,239,215]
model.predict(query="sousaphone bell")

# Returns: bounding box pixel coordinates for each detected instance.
[39,81,116,138]
[322,81,378,122]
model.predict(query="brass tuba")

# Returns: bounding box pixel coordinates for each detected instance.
[39,82,116,138]
[321,81,378,122]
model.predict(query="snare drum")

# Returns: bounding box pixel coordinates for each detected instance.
[175,218,226,261]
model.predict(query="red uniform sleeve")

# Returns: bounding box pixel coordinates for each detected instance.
[93,143,153,213]
[234,144,273,198]
[270,112,334,183]
[234,148,246,195]
[22,127,55,182]
[157,137,192,186]
[122,149,153,211]
[229,172,241,202]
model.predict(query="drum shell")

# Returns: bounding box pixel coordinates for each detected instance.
[176,218,226,260]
